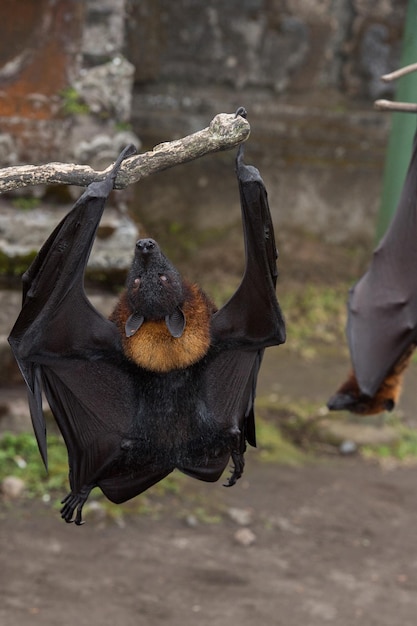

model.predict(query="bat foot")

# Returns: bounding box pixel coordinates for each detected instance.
[223,450,245,487]
[60,486,92,525]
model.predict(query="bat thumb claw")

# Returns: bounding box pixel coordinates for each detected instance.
[234,106,247,119]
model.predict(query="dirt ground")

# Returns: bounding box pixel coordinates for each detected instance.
[3,301,417,626]
[2,454,417,626]
[2,241,417,626]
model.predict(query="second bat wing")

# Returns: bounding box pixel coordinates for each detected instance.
[328,125,417,413]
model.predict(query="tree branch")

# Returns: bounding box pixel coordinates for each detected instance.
[374,99,417,113]
[373,62,417,112]
[0,112,250,194]
[381,63,417,83]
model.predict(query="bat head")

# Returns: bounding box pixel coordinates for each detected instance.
[327,390,395,415]
[125,238,186,338]
[327,368,398,416]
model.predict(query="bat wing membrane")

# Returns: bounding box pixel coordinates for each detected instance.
[211,146,285,348]
[180,147,285,484]
[40,361,171,503]
[348,128,417,396]
[8,147,144,492]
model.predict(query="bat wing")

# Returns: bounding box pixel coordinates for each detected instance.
[179,146,285,485]
[347,126,417,397]
[41,360,172,508]
[8,146,170,522]
[211,145,286,348]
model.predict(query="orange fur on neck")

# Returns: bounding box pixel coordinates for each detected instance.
[110,282,215,373]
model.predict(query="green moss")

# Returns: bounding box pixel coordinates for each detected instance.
[115,121,133,132]
[12,197,40,211]
[0,249,37,281]
[60,87,90,116]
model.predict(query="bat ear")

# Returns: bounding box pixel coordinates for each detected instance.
[165,307,186,338]
[125,312,145,337]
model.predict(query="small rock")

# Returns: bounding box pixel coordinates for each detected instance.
[273,515,304,535]
[339,439,358,455]
[234,527,256,547]
[227,506,253,526]
[1,475,25,499]
[84,500,107,522]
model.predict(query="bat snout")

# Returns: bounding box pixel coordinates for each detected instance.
[136,238,158,255]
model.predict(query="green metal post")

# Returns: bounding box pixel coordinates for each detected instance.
[376,0,417,242]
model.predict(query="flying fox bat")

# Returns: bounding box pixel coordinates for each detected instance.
[8,135,286,524]
[328,126,417,415]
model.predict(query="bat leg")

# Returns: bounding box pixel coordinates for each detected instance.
[60,485,93,525]
[223,426,245,487]
[223,450,245,487]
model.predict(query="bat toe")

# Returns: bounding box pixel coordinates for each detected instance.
[223,450,245,487]
[60,486,92,525]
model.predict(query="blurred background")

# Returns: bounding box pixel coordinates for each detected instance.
[2,2,417,625]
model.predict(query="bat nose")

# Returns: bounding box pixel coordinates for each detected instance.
[136,238,156,255]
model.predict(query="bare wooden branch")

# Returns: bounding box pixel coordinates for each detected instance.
[0,113,250,194]
[374,99,417,113]
[381,63,417,83]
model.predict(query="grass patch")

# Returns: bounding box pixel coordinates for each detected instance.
[0,413,307,524]
[279,283,349,359]
[255,414,306,464]
[362,421,417,463]
[205,281,350,363]
[60,87,90,116]
[0,432,68,500]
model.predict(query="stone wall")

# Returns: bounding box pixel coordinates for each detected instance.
[0,0,139,168]
[126,0,405,100]
[0,0,83,164]
[126,0,407,245]
[0,0,410,246]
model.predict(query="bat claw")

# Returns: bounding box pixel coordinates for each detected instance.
[223,451,245,487]
[234,106,247,119]
[60,487,92,525]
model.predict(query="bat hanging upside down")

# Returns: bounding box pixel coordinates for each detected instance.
[328,125,417,416]
[8,127,286,524]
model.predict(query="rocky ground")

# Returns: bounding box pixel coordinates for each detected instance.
[2,453,417,626]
